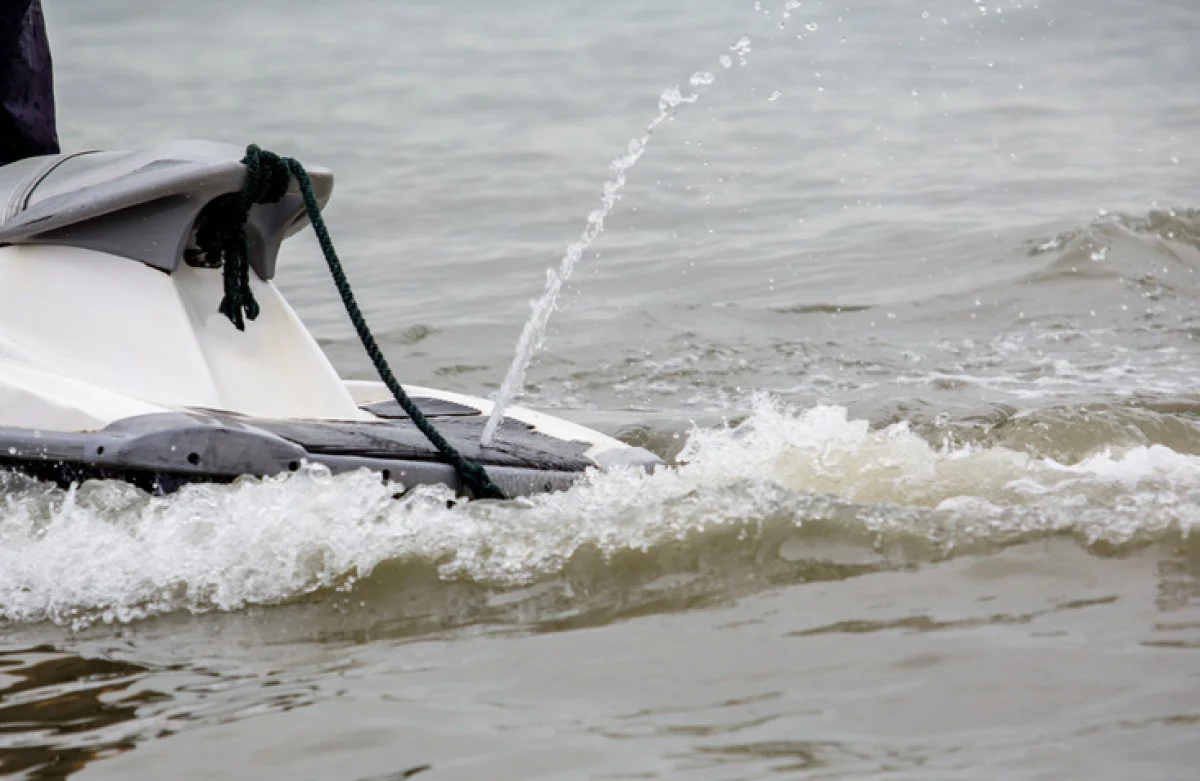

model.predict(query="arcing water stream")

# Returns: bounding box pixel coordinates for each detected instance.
[479,83,700,444]
[480,32,761,444]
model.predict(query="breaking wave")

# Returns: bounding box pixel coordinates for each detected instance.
[0,394,1196,629]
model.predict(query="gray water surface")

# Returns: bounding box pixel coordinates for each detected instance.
[2,1,1199,779]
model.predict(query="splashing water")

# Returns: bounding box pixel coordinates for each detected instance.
[480,38,759,446]
[3,394,1198,628]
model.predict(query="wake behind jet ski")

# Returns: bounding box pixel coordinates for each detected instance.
[0,140,662,498]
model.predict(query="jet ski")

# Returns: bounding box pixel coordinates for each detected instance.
[0,140,662,498]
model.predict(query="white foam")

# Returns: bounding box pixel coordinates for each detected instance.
[1,393,1196,627]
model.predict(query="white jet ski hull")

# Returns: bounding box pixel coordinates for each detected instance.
[0,141,661,496]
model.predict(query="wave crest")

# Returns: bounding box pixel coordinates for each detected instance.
[0,394,1196,629]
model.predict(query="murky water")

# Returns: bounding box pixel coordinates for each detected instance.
[2,0,1198,778]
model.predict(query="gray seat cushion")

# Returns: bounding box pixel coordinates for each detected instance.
[0,139,332,279]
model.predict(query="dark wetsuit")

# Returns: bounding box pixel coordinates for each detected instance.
[0,0,58,166]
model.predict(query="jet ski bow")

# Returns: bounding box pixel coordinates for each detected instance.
[0,140,662,498]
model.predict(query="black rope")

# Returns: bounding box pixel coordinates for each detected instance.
[196,144,507,501]
[193,146,292,330]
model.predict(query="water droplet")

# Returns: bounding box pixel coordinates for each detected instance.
[658,87,686,111]
[719,54,732,69]
[1171,156,1180,164]
[921,10,930,18]
[689,71,715,86]
[767,90,783,102]
[6,447,14,455]
[805,21,819,31]
[729,35,753,65]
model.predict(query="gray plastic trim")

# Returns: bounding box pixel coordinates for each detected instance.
[0,408,664,498]
[309,454,584,498]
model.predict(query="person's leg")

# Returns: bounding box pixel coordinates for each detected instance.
[0,0,60,167]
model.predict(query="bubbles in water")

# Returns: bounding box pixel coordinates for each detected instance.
[689,71,715,86]
[767,90,783,102]
[719,54,733,69]
[805,22,819,31]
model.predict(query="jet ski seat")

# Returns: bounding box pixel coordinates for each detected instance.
[0,140,331,280]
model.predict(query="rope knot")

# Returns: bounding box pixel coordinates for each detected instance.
[192,145,294,331]
[239,145,291,208]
